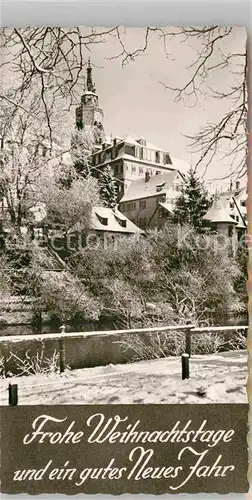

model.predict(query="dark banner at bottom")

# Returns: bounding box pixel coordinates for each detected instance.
[0,404,249,494]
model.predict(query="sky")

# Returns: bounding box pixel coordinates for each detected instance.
[78,26,247,190]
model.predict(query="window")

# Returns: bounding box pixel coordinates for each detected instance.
[139,200,146,210]
[128,202,136,211]
[230,201,234,209]
[164,154,172,165]
[155,151,160,164]
[125,144,134,155]
[76,119,83,130]
[175,184,180,192]
[146,149,151,161]
[139,167,144,174]
[98,152,105,163]
[138,138,147,147]
[158,208,164,218]
[156,182,166,192]
[228,225,233,237]
[241,200,246,207]
[96,213,108,226]
[132,165,136,173]
[115,215,127,228]
[135,146,141,158]
[139,217,146,228]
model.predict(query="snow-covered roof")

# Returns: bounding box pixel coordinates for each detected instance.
[124,135,143,146]
[120,171,181,203]
[203,198,238,224]
[90,207,142,234]
[158,201,173,213]
[95,135,190,173]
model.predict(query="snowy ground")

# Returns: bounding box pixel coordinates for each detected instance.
[0,350,247,405]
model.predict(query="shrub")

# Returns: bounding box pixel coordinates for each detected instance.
[117,328,247,362]
[0,347,64,377]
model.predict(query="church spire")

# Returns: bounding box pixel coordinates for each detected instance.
[86,57,96,93]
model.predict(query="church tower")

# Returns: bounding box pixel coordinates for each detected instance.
[75,59,105,147]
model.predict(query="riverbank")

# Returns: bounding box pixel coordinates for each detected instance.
[0,350,247,405]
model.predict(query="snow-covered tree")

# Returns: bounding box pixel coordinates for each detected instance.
[71,129,94,179]
[171,169,212,232]
[42,165,100,233]
[98,166,118,208]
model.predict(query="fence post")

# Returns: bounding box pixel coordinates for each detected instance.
[8,383,18,406]
[59,337,66,373]
[185,327,192,357]
[181,353,190,380]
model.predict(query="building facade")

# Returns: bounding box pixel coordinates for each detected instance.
[119,170,185,230]
[203,181,247,248]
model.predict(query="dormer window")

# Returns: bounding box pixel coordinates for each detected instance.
[156,182,166,192]
[137,138,147,147]
[96,213,108,225]
[114,215,127,228]
[164,154,172,165]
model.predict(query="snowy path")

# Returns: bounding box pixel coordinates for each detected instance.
[0,350,247,404]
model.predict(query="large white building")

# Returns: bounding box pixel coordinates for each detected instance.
[74,61,189,200]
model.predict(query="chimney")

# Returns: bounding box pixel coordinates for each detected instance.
[145,171,150,182]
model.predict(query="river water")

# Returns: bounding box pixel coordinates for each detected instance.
[0,313,248,337]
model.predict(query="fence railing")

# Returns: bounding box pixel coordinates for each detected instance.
[184,325,248,357]
[1,324,248,363]
[3,323,248,405]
